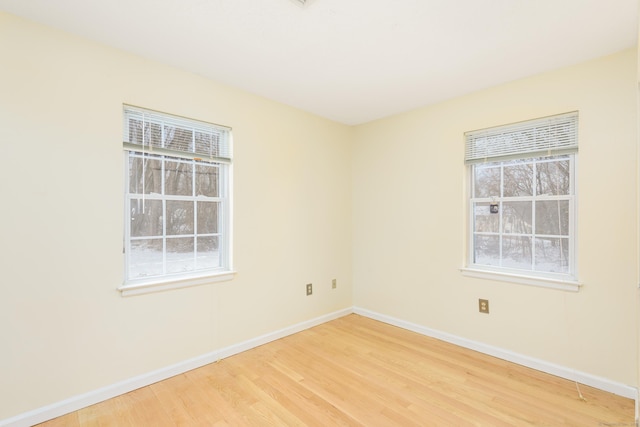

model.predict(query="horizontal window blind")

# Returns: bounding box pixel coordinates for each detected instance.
[123,105,232,163]
[465,111,578,165]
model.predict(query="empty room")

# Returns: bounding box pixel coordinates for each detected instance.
[1,0,639,425]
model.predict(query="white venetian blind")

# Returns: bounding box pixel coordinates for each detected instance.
[464,111,578,165]
[123,105,232,163]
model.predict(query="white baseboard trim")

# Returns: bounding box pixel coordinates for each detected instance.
[4,306,635,426]
[353,306,638,401]
[215,307,353,361]
[0,307,352,427]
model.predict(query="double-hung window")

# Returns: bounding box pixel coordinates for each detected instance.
[464,112,578,290]
[121,105,233,294]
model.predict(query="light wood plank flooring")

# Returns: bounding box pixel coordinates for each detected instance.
[38,314,635,426]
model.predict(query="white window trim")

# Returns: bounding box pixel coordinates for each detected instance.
[464,112,579,291]
[121,152,235,295]
[121,106,234,295]
[118,270,236,297]
[460,267,581,292]
[466,156,578,287]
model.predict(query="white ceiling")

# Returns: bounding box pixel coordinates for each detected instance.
[0,0,637,125]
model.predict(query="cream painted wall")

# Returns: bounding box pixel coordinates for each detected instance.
[352,49,638,387]
[0,12,352,419]
[1,10,638,422]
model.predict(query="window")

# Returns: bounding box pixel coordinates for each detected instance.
[464,112,578,290]
[121,106,233,294]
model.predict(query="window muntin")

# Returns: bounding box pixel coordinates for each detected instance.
[470,155,575,278]
[123,106,232,285]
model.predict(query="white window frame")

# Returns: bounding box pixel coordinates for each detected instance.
[461,112,580,291]
[119,105,235,296]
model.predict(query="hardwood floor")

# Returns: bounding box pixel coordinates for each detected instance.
[38,314,635,426]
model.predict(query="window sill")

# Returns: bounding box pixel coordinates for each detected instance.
[118,270,236,297]
[460,268,581,292]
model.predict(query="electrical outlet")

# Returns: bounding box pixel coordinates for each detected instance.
[306,283,313,296]
[332,279,337,289]
[479,299,489,314]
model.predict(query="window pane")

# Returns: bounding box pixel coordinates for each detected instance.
[473,166,500,198]
[197,202,219,234]
[195,131,220,158]
[502,201,532,234]
[166,201,194,235]
[130,199,163,237]
[197,236,220,269]
[468,141,573,277]
[127,118,144,145]
[196,164,219,197]
[124,119,162,149]
[537,159,570,196]
[503,161,533,197]
[166,237,195,273]
[535,237,569,273]
[535,200,569,236]
[129,239,163,278]
[474,235,500,266]
[147,122,162,149]
[474,203,499,233]
[502,236,532,270]
[164,125,193,152]
[165,160,193,196]
[129,156,162,195]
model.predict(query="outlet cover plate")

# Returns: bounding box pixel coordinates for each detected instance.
[479,299,489,314]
